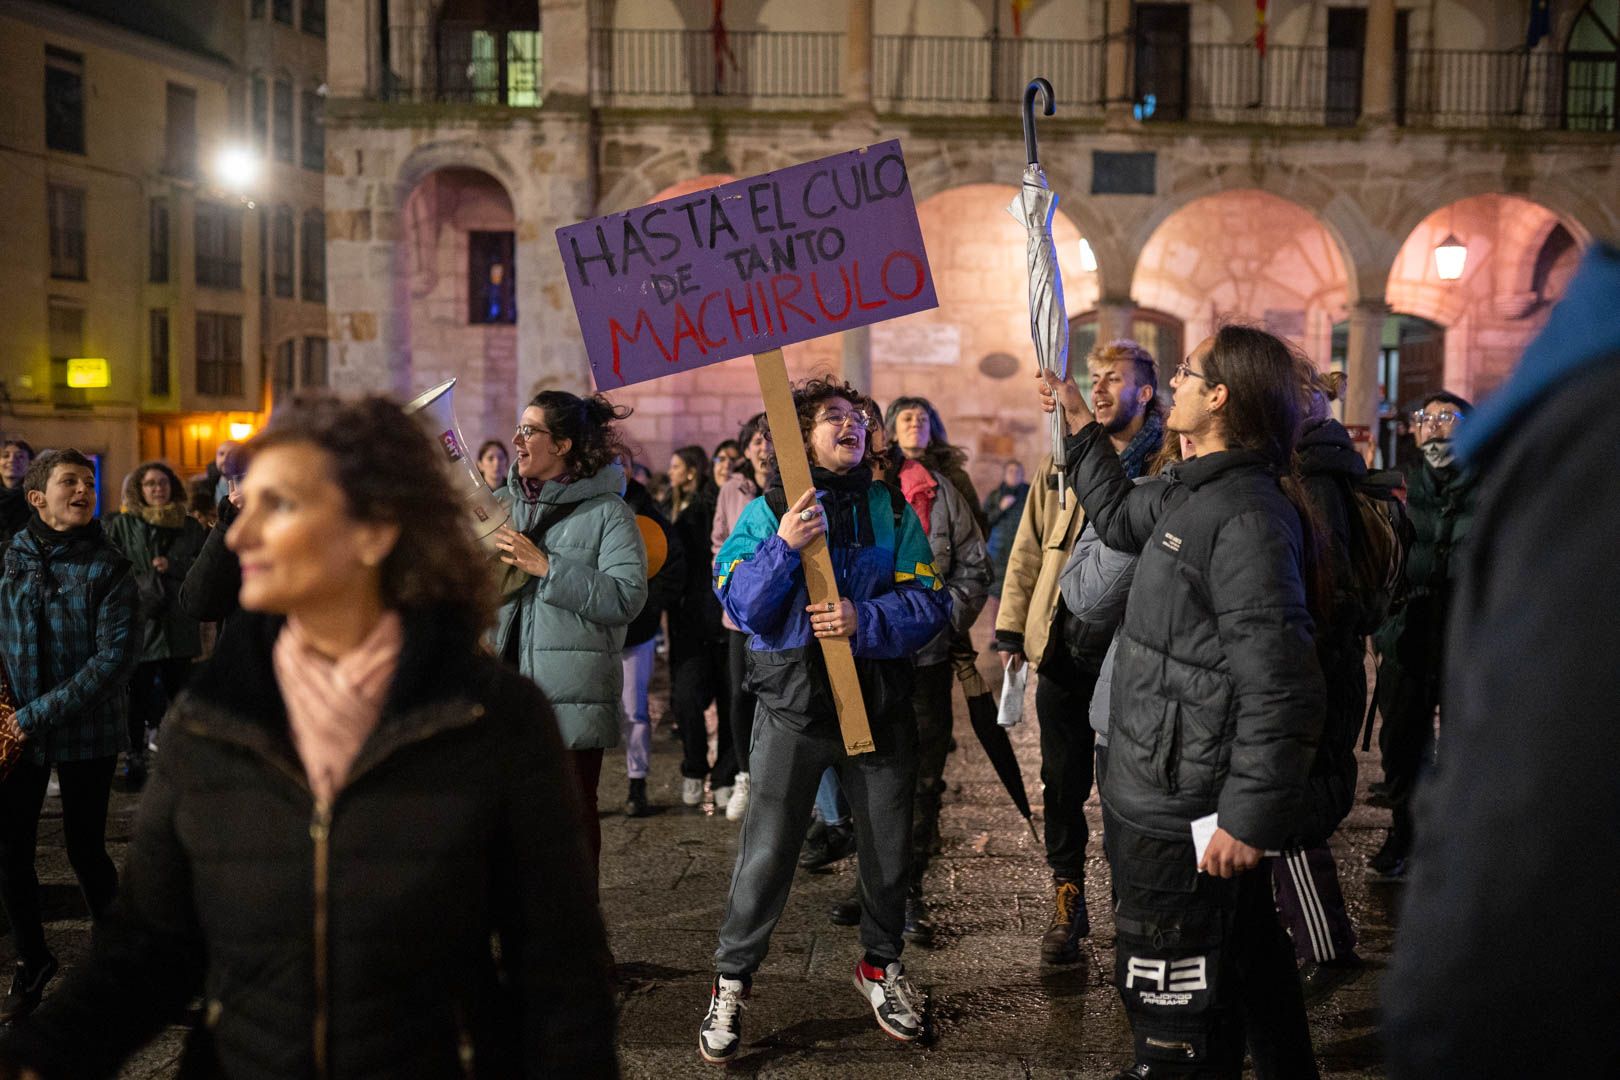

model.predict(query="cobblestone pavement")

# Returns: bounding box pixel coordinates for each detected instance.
[6,623,1393,1078]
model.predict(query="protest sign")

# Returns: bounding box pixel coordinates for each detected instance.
[557,140,937,389]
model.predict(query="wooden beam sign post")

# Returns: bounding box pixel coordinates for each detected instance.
[555,141,939,755]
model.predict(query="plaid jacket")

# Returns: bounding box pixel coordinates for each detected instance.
[0,520,139,764]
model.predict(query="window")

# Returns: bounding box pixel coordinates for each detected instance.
[300,210,325,301]
[252,76,268,150]
[195,203,244,289]
[273,339,296,397]
[48,185,86,280]
[300,89,323,171]
[272,206,294,297]
[468,231,516,324]
[1133,4,1189,122]
[272,0,292,25]
[273,79,293,163]
[48,302,85,397]
[149,309,171,396]
[301,336,328,388]
[1566,0,1619,132]
[196,313,244,396]
[164,83,198,178]
[302,0,325,37]
[45,47,85,154]
[149,198,170,283]
[258,212,268,295]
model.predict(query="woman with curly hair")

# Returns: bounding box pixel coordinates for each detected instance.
[0,395,618,1077]
[492,390,649,894]
[699,377,949,1063]
[104,461,208,788]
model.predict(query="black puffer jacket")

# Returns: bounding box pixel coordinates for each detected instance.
[0,609,618,1080]
[178,497,243,647]
[669,482,724,654]
[1296,418,1368,847]
[0,483,28,550]
[1065,424,1325,849]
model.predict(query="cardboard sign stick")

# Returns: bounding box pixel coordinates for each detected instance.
[753,348,875,756]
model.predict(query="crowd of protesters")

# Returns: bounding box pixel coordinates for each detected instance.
[1,240,1615,1076]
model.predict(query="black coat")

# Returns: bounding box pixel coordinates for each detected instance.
[1065,424,1324,849]
[0,609,618,1080]
[668,483,724,653]
[1296,418,1368,847]
[0,484,28,550]
[1384,355,1620,1079]
[178,498,243,646]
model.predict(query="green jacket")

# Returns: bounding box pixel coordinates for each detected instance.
[103,507,208,663]
[494,464,648,751]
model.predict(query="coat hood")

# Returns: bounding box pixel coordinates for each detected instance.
[1298,418,1368,482]
[510,463,627,510]
[1458,243,1620,466]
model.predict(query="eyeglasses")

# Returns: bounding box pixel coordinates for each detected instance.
[1409,410,1463,431]
[513,424,552,443]
[1175,359,1212,384]
[815,411,869,430]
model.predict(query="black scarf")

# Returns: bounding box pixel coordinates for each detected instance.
[27,512,102,549]
[770,464,875,549]
[1119,408,1167,480]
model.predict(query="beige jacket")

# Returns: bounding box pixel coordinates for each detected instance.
[993,454,1085,668]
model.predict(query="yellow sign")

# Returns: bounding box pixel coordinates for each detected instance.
[66,358,110,388]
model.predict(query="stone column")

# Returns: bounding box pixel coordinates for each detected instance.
[841,325,871,391]
[845,0,873,112]
[325,0,375,98]
[541,0,590,102]
[1343,299,1388,435]
[1362,0,1397,125]
[1102,0,1133,122]
[1096,296,1136,346]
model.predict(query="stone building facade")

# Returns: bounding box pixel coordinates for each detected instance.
[323,0,1619,488]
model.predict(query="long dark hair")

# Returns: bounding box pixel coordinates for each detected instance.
[248,394,496,632]
[731,412,768,486]
[529,391,632,479]
[883,395,968,475]
[1202,324,1331,620]
[762,377,877,483]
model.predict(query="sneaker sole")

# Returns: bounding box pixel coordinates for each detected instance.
[697,1038,737,1065]
[852,972,921,1043]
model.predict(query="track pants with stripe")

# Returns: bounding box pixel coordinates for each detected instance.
[1272,846,1357,965]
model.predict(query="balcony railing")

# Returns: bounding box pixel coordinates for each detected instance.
[1137,44,1359,126]
[590,28,840,107]
[873,34,1103,116]
[384,24,542,105]
[1400,49,1615,132]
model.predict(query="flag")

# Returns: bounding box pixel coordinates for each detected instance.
[1526,0,1551,49]
[1255,0,1268,57]
[710,0,738,93]
[1011,0,1033,37]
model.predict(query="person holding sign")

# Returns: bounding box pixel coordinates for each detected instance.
[701,378,948,1062]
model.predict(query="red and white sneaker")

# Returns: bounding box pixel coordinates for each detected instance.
[698,975,748,1063]
[853,959,923,1042]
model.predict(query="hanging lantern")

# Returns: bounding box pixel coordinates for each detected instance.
[1079,237,1098,273]
[1434,233,1468,281]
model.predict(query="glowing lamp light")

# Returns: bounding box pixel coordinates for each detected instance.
[1079,238,1098,273]
[214,144,261,194]
[1433,234,1468,281]
[228,422,254,440]
[65,358,110,388]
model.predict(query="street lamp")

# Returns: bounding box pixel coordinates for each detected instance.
[1079,237,1098,273]
[213,143,261,199]
[1433,233,1468,281]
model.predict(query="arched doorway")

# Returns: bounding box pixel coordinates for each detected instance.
[397,166,518,453]
[1566,0,1618,131]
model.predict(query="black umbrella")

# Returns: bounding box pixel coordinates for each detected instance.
[953,648,1040,844]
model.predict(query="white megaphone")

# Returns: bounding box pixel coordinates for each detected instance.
[405,378,509,551]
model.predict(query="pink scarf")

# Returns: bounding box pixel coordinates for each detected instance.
[898,459,938,534]
[272,611,404,805]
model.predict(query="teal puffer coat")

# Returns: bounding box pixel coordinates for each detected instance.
[494,464,648,750]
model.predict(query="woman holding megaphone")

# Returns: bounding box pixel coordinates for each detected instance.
[493,390,649,898]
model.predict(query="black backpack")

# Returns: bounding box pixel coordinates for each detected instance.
[1340,469,1415,637]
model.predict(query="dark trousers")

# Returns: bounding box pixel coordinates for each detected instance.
[1107,810,1318,1079]
[1272,846,1357,965]
[0,756,119,966]
[1037,648,1101,882]
[127,658,191,754]
[726,631,759,775]
[1377,605,1445,859]
[909,659,955,886]
[565,748,604,903]
[673,640,734,785]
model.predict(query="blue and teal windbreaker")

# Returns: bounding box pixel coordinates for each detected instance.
[714,485,950,659]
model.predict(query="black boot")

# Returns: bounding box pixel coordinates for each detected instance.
[625,778,650,818]
[903,886,935,946]
[828,886,860,926]
[800,821,856,871]
[1040,879,1089,963]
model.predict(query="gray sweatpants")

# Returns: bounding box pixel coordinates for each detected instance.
[714,705,917,977]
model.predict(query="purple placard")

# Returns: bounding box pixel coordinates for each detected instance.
[556,140,937,389]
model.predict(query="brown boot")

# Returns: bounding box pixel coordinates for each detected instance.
[1040,880,1089,964]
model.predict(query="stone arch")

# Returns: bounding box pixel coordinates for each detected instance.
[597,145,809,216]
[1384,172,1602,257]
[1131,188,1354,367]
[396,140,525,211]
[1125,166,1378,306]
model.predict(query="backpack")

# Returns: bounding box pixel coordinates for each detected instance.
[1341,469,1414,636]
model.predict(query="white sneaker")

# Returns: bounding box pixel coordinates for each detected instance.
[726,772,751,821]
[854,959,923,1042]
[712,785,733,809]
[682,777,704,806]
[698,975,748,1063]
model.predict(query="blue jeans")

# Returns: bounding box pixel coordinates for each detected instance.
[815,768,849,826]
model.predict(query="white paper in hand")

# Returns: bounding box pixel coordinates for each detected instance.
[1191,812,1281,870]
[996,664,1028,728]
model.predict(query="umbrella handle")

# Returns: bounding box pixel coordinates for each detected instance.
[1022,77,1055,165]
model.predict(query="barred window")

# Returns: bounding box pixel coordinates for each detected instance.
[195,202,244,290]
[196,313,244,396]
[300,210,325,301]
[48,185,86,280]
[149,309,171,397]
[272,206,294,298]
